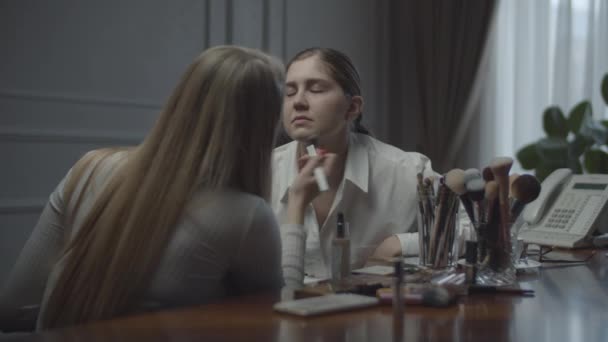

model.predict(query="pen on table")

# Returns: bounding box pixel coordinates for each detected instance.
[306,144,329,192]
[467,285,534,296]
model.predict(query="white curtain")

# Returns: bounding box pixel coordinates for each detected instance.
[464,0,608,172]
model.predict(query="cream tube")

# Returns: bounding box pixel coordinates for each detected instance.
[306,144,329,192]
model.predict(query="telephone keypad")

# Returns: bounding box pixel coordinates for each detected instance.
[544,196,597,234]
[548,208,573,230]
[546,195,590,232]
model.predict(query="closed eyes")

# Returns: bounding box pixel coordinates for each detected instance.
[284,78,332,97]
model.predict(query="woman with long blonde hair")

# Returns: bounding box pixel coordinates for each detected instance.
[0,46,285,331]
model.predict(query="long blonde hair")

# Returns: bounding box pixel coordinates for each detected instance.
[39,46,284,329]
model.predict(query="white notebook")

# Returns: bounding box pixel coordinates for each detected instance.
[273,293,379,316]
[351,265,395,276]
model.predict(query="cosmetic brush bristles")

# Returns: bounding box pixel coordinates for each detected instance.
[445,168,474,222]
[510,174,541,221]
[464,168,482,184]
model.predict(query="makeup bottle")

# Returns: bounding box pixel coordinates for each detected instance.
[331,212,351,287]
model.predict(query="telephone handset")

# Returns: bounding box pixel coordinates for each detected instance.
[519,168,608,248]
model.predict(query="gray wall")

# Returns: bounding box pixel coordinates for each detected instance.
[0,0,390,282]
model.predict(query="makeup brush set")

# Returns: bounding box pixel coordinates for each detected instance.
[417,157,542,285]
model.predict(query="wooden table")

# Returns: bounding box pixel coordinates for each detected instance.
[7,249,608,341]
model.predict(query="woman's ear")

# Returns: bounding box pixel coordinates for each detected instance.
[345,95,364,122]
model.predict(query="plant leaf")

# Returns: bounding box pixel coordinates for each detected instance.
[535,162,564,182]
[568,134,592,158]
[567,157,583,174]
[543,106,568,138]
[536,137,569,164]
[516,143,540,170]
[579,107,608,145]
[602,73,608,105]
[568,101,591,133]
[584,149,608,174]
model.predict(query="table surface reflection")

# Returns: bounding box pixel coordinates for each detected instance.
[8,249,608,342]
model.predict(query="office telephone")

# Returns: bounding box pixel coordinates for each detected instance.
[518,168,608,248]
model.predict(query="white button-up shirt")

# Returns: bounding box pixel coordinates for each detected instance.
[272,133,437,278]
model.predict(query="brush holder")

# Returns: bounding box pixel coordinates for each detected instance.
[417,195,462,270]
[474,213,517,286]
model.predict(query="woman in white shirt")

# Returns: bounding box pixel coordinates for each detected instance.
[0,46,285,331]
[275,47,437,286]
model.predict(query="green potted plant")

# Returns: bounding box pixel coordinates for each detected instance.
[516,73,608,181]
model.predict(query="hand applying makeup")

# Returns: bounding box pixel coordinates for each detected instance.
[286,148,339,225]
